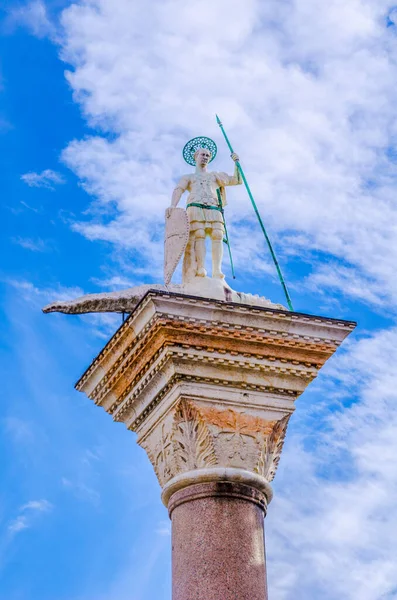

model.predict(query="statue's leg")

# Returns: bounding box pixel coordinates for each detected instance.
[195,228,207,277]
[182,234,196,284]
[211,226,225,279]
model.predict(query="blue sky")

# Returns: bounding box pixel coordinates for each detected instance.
[1,1,397,599]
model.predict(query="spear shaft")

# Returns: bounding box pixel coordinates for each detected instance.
[216,188,236,279]
[216,114,294,311]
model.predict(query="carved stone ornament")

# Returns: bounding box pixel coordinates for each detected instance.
[172,401,217,471]
[256,415,290,481]
[140,400,290,489]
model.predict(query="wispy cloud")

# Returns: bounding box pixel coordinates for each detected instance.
[19,200,42,213]
[8,279,120,338]
[304,263,393,309]
[21,169,65,190]
[12,237,50,252]
[8,499,53,539]
[20,500,52,512]
[8,279,84,305]
[4,417,34,445]
[61,477,100,506]
[8,516,29,535]
[4,1,54,39]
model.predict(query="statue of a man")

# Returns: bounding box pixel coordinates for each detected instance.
[169,147,241,283]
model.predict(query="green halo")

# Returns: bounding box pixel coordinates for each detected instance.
[182,136,218,166]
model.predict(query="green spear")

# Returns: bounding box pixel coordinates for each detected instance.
[216,114,294,311]
[216,188,236,279]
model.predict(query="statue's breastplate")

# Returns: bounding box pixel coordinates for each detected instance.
[188,173,217,205]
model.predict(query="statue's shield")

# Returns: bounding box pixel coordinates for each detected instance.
[164,207,190,285]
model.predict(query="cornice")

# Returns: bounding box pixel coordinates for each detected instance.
[77,292,354,394]
[91,328,324,409]
[94,344,317,419]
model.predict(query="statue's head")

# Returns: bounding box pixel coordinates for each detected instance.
[194,147,212,168]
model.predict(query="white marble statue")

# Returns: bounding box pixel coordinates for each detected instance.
[43,138,284,315]
[167,147,241,283]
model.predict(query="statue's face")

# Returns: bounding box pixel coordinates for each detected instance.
[195,148,211,167]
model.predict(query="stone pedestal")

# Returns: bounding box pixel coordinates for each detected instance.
[75,290,355,598]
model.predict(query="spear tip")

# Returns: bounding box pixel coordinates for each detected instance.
[215,114,222,125]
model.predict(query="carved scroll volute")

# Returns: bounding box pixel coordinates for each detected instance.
[172,400,217,471]
[256,415,290,481]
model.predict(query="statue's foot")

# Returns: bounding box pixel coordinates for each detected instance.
[213,271,225,280]
[196,267,207,277]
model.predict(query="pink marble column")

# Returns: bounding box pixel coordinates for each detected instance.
[168,481,269,600]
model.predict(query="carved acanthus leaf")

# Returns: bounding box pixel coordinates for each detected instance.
[172,400,217,471]
[256,415,291,481]
[139,423,176,487]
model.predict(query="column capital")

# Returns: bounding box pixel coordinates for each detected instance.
[144,399,282,507]
[76,290,355,499]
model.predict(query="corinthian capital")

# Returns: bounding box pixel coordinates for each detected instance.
[140,400,290,490]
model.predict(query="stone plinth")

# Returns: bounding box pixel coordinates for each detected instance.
[75,290,356,598]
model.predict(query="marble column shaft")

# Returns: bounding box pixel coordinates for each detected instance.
[170,481,268,600]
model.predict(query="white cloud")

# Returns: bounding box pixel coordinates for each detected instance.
[61,476,100,505]
[19,200,42,213]
[8,279,84,305]
[21,500,52,512]
[12,237,49,252]
[21,169,65,190]
[5,1,54,38]
[8,516,29,535]
[54,0,397,303]
[304,263,393,309]
[8,499,53,538]
[267,326,397,599]
[8,279,121,338]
